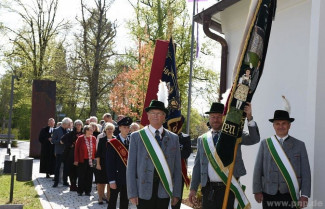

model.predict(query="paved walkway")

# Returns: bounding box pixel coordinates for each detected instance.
[0,141,194,209]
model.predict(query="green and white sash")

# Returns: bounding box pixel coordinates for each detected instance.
[202,132,250,209]
[235,184,247,209]
[139,127,173,208]
[266,136,300,208]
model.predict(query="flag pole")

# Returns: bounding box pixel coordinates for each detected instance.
[217,0,276,208]
[221,2,260,207]
[222,139,240,209]
[186,0,196,134]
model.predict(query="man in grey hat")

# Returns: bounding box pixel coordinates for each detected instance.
[127,100,182,209]
[253,110,311,209]
[189,102,260,209]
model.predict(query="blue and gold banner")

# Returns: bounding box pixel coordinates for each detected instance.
[161,37,183,134]
[217,0,277,167]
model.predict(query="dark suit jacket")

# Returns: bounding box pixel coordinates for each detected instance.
[253,136,311,197]
[106,135,128,186]
[39,126,55,174]
[178,132,191,160]
[52,126,67,155]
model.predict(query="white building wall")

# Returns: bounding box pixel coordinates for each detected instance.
[310,0,325,207]
[215,0,324,208]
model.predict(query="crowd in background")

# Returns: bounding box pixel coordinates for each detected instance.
[38,113,141,205]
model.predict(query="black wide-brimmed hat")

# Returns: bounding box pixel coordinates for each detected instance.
[205,102,224,114]
[269,110,295,123]
[117,117,133,126]
[145,100,169,115]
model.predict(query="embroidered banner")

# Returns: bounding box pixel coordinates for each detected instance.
[161,37,182,133]
[217,0,277,167]
[160,38,190,184]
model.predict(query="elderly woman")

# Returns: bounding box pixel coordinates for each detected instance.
[61,120,83,191]
[129,122,140,133]
[95,123,115,204]
[90,122,100,138]
[90,116,102,131]
[74,125,96,196]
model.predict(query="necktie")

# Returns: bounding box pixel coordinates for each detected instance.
[213,131,219,146]
[279,138,284,146]
[124,138,129,146]
[155,130,161,146]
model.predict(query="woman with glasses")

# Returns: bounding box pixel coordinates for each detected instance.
[74,125,96,196]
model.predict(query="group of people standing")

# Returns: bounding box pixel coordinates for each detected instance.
[189,102,311,209]
[38,113,141,206]
[39,99,311,209]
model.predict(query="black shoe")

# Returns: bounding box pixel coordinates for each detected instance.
[46,174,50,178]
[98,200,103,205]
[102,197,109,203]
[63,182,70,186]
[85,192,91,196]
[52,183,58,188]
[70,185,77,191]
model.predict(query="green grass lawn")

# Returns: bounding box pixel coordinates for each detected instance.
[0,174,42,208]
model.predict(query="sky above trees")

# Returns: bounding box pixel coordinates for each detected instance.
[0,0,217,73]
[0,0,222,140]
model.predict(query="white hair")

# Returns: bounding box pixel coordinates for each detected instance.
[104,122,115,131]
[89,116,98,123]
[102,113,112,119]
[74,119,83,126]
[130,122,140,129]
[62,117,72,125]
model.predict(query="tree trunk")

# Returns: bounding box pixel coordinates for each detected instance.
[89,74,99,116]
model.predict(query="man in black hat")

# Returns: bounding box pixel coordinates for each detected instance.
[189,102,260,209]
[106,116,133,209]
[253,110,311,209]
[127,100,182,209]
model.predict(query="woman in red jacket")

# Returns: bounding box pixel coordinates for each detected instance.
[74,125,96,196]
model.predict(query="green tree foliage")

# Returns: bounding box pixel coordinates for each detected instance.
[2,0,69,78]
[45,42,79,119]
[71,0,118,116]
[122,0,219,134]
[1,0,70,138]
[0,0,221,139]
[0,74,11,133]
[109,42,154,120]
[183,107,209,139]
[128,0,219,100]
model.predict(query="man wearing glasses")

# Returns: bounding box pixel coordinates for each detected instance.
[127,100,182,209]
